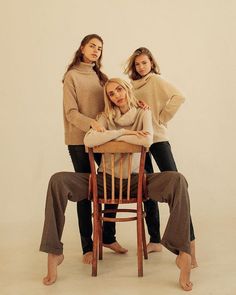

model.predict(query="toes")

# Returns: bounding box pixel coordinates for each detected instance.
[43,276,56,286]
[82,252,93,264]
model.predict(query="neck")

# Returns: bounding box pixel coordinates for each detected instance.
[82,57,93,64]
[119,105,129,114]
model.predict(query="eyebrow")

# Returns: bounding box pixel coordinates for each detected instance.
[90,42,102,49]
[108,85,122,94]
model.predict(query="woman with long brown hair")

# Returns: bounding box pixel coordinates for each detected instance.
[63,34,127,264]
[125,47,197,267]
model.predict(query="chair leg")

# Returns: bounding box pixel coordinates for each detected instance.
[98,204,103,260]
[92,211,99,276]
[142,217,148,260]
[137,214,143,277]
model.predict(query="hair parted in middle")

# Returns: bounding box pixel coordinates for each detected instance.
[102,78,139,123]
[62,33,108,85]
[124,47,161,80]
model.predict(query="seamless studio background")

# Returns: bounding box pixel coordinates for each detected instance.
[0,1,236,294]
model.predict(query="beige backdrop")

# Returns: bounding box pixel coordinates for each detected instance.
[1,0,236,294]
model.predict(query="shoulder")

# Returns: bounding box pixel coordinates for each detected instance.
[136,108,152,120]
[149,74,164,84]
[141,74,163,88]
[64,68,78,80]
[63,70,78,86]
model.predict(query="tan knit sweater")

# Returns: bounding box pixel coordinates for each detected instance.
[131,73,185,143]
[63,62,105,145]
[84,107,153,178]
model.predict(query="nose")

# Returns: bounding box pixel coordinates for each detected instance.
[114,91,121,99]
[114,91,119,98]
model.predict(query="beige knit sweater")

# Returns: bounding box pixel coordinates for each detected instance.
[131,73,185,143]
[63,62,105,145]
[84,107,153,178]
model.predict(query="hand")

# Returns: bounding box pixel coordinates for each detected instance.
[137,100,150,110]
[90,120,106,132]
[123,129,150,137]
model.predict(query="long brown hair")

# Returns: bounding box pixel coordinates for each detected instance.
[62,34,108,85]
[124,47,161,80]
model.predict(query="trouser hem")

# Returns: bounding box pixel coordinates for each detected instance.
[39,245,63,255]
[161,239,191,256]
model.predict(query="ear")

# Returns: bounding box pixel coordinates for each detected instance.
[81,46,84,54]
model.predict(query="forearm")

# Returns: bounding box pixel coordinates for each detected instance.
[115,134,153,148]
[84,129,125,147]
[159,95,185,124]
[65,109,93,132]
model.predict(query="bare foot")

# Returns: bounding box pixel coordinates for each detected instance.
[147,242,162,254]
[103,241,128,254]
[176,241,198,269]
[82,251,93,264]
[176,252,193,291]
[43,253,64,286]
[190,240,198,269]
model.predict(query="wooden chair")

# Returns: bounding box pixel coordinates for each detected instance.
[87,141,148,277]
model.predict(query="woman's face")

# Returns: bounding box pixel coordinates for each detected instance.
[81,38,102,63]
[106,82,128,108]
[134,54,152,77]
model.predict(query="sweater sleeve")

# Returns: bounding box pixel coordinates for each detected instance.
[158,78,185,125]
[84,115,126,147]
[63,74,94,132]
[115,110,153,147]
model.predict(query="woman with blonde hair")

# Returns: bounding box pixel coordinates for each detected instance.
[125,47,197,267]
[40,78,194,290]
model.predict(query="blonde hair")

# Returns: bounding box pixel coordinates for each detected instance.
[102,78,138,124]
[124,47,161,80]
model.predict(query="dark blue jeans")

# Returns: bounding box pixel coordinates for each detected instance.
[68,145,117,254]
[144,141,195,243]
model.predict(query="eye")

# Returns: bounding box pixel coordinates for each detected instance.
[108,92,114,97]
[117,86,123,92]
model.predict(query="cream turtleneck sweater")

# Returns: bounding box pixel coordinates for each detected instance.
[131,73,185,143]
[63,62,105,145]
[84,107,153,178]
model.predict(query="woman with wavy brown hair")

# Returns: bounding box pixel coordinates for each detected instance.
[125,47,197,268]
[62,34,127,265]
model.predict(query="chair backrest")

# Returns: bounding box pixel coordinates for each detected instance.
[87,141,148,204]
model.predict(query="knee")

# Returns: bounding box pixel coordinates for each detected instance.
[168,172,188,187]
[49,172,72,187]
[50,172,64,184]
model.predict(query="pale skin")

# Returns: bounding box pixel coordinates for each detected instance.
[147,240,198,269]
[82,242,128,265]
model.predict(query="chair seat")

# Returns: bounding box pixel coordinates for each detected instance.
[97,197,139,204]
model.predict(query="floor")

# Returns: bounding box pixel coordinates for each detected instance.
[1,202,236,295]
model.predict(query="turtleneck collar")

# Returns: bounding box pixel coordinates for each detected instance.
[131,72,155,89]
[113,106,138,127]
[73,62,95,73]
